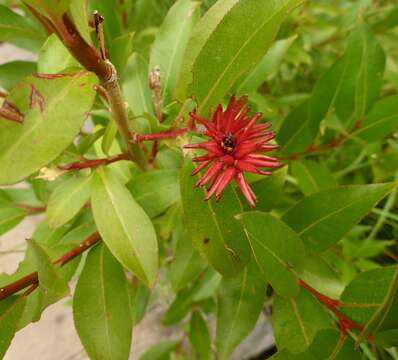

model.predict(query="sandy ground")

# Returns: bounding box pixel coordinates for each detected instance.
[0,43,274,360]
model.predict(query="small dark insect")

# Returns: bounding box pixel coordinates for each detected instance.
[203,238,210,244]
[221,133,236,154]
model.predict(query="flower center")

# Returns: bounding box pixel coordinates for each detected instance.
[221,134,236,154]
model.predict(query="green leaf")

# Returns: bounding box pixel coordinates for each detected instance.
[127,170,180,218]
[237,35,297,94]
[0,4,44,51]
[278,25,386,155]
[25,0,70,17]
[190,310,212,360]
[282,183,397,253]
[176,0,302,114]
[0,206,26,235]
[340,266,398,343]
[73,244,133,360]
[130,281,151,325]
[169,222,206,292]
[149,0,200,105]
[70,0,92,44]
[110,33,135,74]
[139,341,178,360]
[0,71,97,185]
[91,167,159,286]
[271,329,361,360]
[273,288,331,354]
[0,296,27,359]
[291,159,337,195]
[180,160,251,276]
[123,53,154,116]
[354,95,398,142]
[236,212,306,298]
[46,175,91,228]
[216,260,266,360]
[0,61,36,91]
[28,239,70,304]
[38,34,80,74]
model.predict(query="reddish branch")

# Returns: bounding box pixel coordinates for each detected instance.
[14,204,46,214]
[58,153,128,171]
[299,279,365,334]
[282,120,363,161]
[132,128,189,142]
[0,232,101,301]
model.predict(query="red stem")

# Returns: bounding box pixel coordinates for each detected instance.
[299,279,364,334]
[58,153,128,171]
[133,128,189,142]
[0,232,101,301]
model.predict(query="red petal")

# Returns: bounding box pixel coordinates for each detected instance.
[196,161,224,187]
[215,167,236,200]
[235,172,256,208]
[191,160,211,176]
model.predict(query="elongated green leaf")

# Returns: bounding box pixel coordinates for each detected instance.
[237,35,297,94]
[271,329,361,360]
[28,239,70,304]
[0,297,27,359]
[180,160,251,276]
[150,0,200,104]
[73,244,132,360]
[273,288,331,354]
[127,170,180,218]
[176,0,302,114]
[38,34,79,74]
[130,281,151,325]
[282,183,397,253]
[25,0,70,17]
[354,95,398,142]
[0,206,26,235]
[291,160,337,195]
[0,5,44,51]
[139,341,178,360]
[278,25,385,155]
[236,212,306,298]
[110,33,135,74]
[189,310,212,360]
[123,53,154,116]
[0,61,36,91]
[169,223,206,292]
[216,260,266,360]
[0,71,97,185]
[340,266,398,343]
[46,175,91,228]
[70,0,92,44]
[91,167,158,286]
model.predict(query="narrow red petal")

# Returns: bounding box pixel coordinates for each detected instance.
[215,167,237,200]
[191,160,211,176]
[196,161,224,187]
[235,172,256,208]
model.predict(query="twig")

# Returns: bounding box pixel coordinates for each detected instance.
[58,152,128,171]
[0,232,101,301]
[132,128,189,143]
[299,279,365,334]
[0,90,8,98]
[13,203,46,214]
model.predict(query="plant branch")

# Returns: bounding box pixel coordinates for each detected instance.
[58,152,129,171]
[299,279,365,334]
[132,128,189,142]
[0,232,101,301]
[13,203,46,214]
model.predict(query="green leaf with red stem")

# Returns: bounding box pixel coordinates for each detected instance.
[91,167,159,287]
[273,288,332,354]
[282,183,397,253]
[216,260,266,360]
[176,0,303,115]
[236,211,306,298]
[73,244,132,360]
[0,71,97,185]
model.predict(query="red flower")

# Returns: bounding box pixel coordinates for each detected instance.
[185,96,280,208]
